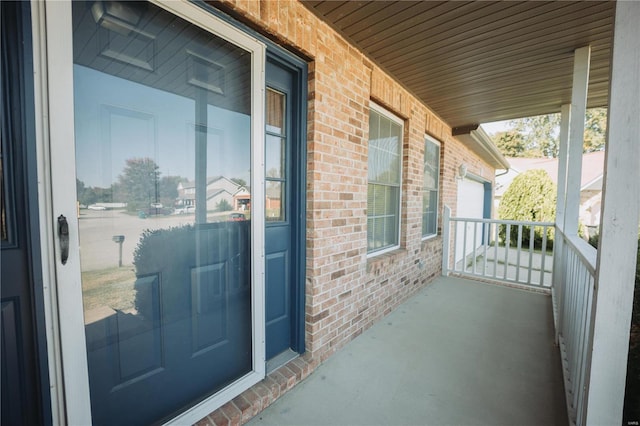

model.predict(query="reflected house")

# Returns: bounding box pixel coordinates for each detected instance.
[177,176,250,211]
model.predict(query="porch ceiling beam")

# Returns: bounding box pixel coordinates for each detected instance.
[588,1,640,423]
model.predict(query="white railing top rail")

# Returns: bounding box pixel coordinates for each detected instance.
[450,216,555,227]
[557,228,597,276]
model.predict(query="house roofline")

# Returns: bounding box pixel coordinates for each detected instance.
[452,124,510,170]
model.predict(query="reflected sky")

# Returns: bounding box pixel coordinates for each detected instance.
[73,64,250,188]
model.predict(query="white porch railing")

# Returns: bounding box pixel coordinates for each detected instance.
[441,206,599,425]
[442,206,554,289]
[552,229,597,425]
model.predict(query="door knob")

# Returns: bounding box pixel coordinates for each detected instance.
[58,215,69,265]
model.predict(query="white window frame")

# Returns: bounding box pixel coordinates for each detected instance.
[34,1,266,424]
[422,135,440,240]
[367,102,404,257]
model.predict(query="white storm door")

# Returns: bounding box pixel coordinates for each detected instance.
[42,1,265,424]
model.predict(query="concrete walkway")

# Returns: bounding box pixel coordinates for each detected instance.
[248,276,567,426]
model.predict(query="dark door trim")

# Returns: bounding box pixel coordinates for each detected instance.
[1,1,52,424]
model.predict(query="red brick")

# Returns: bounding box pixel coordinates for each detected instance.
[252,382,271,407]
[278,366,297,390]
[262,375,281,400]
[286,361,303,381]
[195,415,215,426]
[241,389,262,416]
[269,370,289,394]
[210,410,229,426]
[220,402,242,426]
[231,394,253,424]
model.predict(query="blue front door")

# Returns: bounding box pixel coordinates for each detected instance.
[265,59,304,361]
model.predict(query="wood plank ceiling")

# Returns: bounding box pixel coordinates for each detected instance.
[301,1,615,128]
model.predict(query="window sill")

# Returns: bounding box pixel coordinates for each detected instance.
[366,247,407,273]
[421,233,438,242]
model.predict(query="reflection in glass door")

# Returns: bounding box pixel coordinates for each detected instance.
[71,2,255,423]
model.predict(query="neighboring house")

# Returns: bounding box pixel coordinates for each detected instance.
[495,151,605,233]
[3,1,635,426]
[177,176,248,211]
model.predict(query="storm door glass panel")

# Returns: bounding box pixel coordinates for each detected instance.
[72,2,253,424]
[265,89,285,222]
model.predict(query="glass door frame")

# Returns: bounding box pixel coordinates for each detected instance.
[36,0,267,423]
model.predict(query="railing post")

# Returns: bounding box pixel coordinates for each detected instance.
[442,205,451,276]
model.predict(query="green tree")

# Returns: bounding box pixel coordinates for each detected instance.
[494,107,607,158]
[76,178,113,205]
[76,178,92,206]
[216,198,233,212]
[230,177,247,188]
[158,175,186,208]
[510,113,560,158]
[498,169,556,249]
[584,107,607,153]
[116,158,160,212]
[494,130,527,157]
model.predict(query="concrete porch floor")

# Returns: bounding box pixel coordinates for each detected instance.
[248,276,568,425]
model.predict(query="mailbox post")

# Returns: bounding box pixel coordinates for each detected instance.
[112,235,125,267]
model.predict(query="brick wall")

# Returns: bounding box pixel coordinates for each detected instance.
[199,1,495,424]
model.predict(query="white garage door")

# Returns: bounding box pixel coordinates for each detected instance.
[455,178,486,263]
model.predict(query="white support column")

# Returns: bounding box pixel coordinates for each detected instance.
[586,2,640,424]
[556,104,571,233]
[552,104,571,336]
[564,46,590,236]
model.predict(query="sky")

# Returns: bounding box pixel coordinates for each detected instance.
[480,120,513,136]
[73,65,251,189]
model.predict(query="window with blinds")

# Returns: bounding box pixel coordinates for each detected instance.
[367,104,403,254]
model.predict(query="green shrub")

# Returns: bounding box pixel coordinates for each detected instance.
[498,169,556,250]
[132,222,250,321]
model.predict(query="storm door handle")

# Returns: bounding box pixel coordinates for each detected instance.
[58,215,69,265]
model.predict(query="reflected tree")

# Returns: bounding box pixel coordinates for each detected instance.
[76,178,113,205]
[216,199,233,212]
[230,177,247,188]
[116,158,160,212]
[159,175,186,209]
